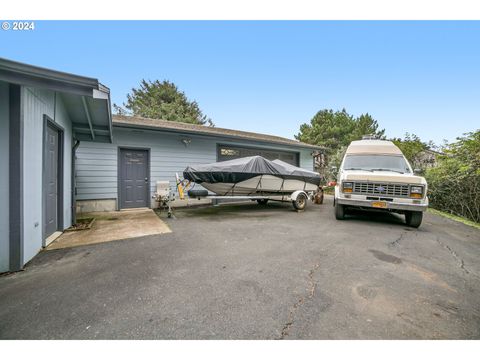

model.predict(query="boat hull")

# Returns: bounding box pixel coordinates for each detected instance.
[199,174,318,196]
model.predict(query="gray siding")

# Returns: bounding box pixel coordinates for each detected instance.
[0,82,9,272]
[21,87,73,264]
[76,127,314,206]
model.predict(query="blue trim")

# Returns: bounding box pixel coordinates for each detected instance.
[9,84,23,271]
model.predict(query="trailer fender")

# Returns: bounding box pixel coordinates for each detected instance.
[291,190,308,202]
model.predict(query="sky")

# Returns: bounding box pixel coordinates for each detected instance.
[1,21,479,144]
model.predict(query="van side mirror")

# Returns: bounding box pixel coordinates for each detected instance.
[413,168,423,175]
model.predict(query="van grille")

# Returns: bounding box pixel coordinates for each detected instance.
[352,182,410,198]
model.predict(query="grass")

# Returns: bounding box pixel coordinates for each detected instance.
[428,208,480,230]
[65,217,96,231]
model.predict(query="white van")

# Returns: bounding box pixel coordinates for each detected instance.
[334,138,428,227]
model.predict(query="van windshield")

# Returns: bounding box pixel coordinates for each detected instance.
[343,155,411,174]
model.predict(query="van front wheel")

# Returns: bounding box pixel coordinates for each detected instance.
[335,202,345,220]
[405,211,423,228]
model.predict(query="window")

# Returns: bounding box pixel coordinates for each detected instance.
[220,148,240,156]
[217,145,299,166]
[343,155,411,174]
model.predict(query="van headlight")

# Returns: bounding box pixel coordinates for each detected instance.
[410,185,424,199]
[342,182,353,193]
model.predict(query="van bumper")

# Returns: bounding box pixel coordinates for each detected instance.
[336,198,428,212]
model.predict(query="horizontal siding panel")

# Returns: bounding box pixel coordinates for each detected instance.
[150,165,199,171]
[150,154,214,161]
[76,182,117,188]
[77,170,117,177]
[149,160,212,166]
[76,151,117,158]
[76,156,116,163]
[76,154,117,161]
[76,160,117,166]
[77,187,118,195]
[76,164,117,171]
[151,174,184,179]
[151,172,185,178]
[76,177,118,183]
[76,194,116,200]
[77,143,117,150]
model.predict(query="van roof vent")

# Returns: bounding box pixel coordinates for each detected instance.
[362,134,381,140]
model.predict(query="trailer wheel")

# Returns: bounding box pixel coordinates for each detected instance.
[256,199,269,205]
[293,193,307,210]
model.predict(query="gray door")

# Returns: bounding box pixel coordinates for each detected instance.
[44,124,59,238]
[119,149,149,209]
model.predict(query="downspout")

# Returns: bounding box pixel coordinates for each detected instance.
[71,139,80,225]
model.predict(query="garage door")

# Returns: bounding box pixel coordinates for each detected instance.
[217,145,299,166]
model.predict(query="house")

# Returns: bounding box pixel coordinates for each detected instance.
[75,115,322,212]
[0,58,322,273]
[413,149,444,170]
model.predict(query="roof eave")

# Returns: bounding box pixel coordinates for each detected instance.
[0,57,99,97]
[113,121,322,151]
[0,57,113,143]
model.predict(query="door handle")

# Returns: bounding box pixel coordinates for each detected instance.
[145,177,148,182]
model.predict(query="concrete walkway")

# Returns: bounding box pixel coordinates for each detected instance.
[47,209,171,250]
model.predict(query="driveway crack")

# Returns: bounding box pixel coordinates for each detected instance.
[389,232,405,247]
[277,263,319,340]
[435,236,470,275]
[389,229,417,248]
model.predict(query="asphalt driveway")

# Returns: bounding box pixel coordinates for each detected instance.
[1,196,479,339]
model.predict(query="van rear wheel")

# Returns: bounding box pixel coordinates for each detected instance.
[405,211,423,228]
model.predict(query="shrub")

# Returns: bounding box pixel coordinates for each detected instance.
[425,130,480,223]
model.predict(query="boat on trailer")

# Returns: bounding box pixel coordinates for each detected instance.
[180,156,322,211]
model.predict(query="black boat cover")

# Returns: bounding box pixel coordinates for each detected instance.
[183,156,321,185]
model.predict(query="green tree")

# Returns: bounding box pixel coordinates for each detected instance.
[391,133,428,166]
[295,109,384,155]
[114,79,213,126]
[447,130,480,170]
[351,113,385,140]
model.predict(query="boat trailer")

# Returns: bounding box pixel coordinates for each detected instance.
[153,174,323,218]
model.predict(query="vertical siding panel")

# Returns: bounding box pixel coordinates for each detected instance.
[22,87,50,263]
